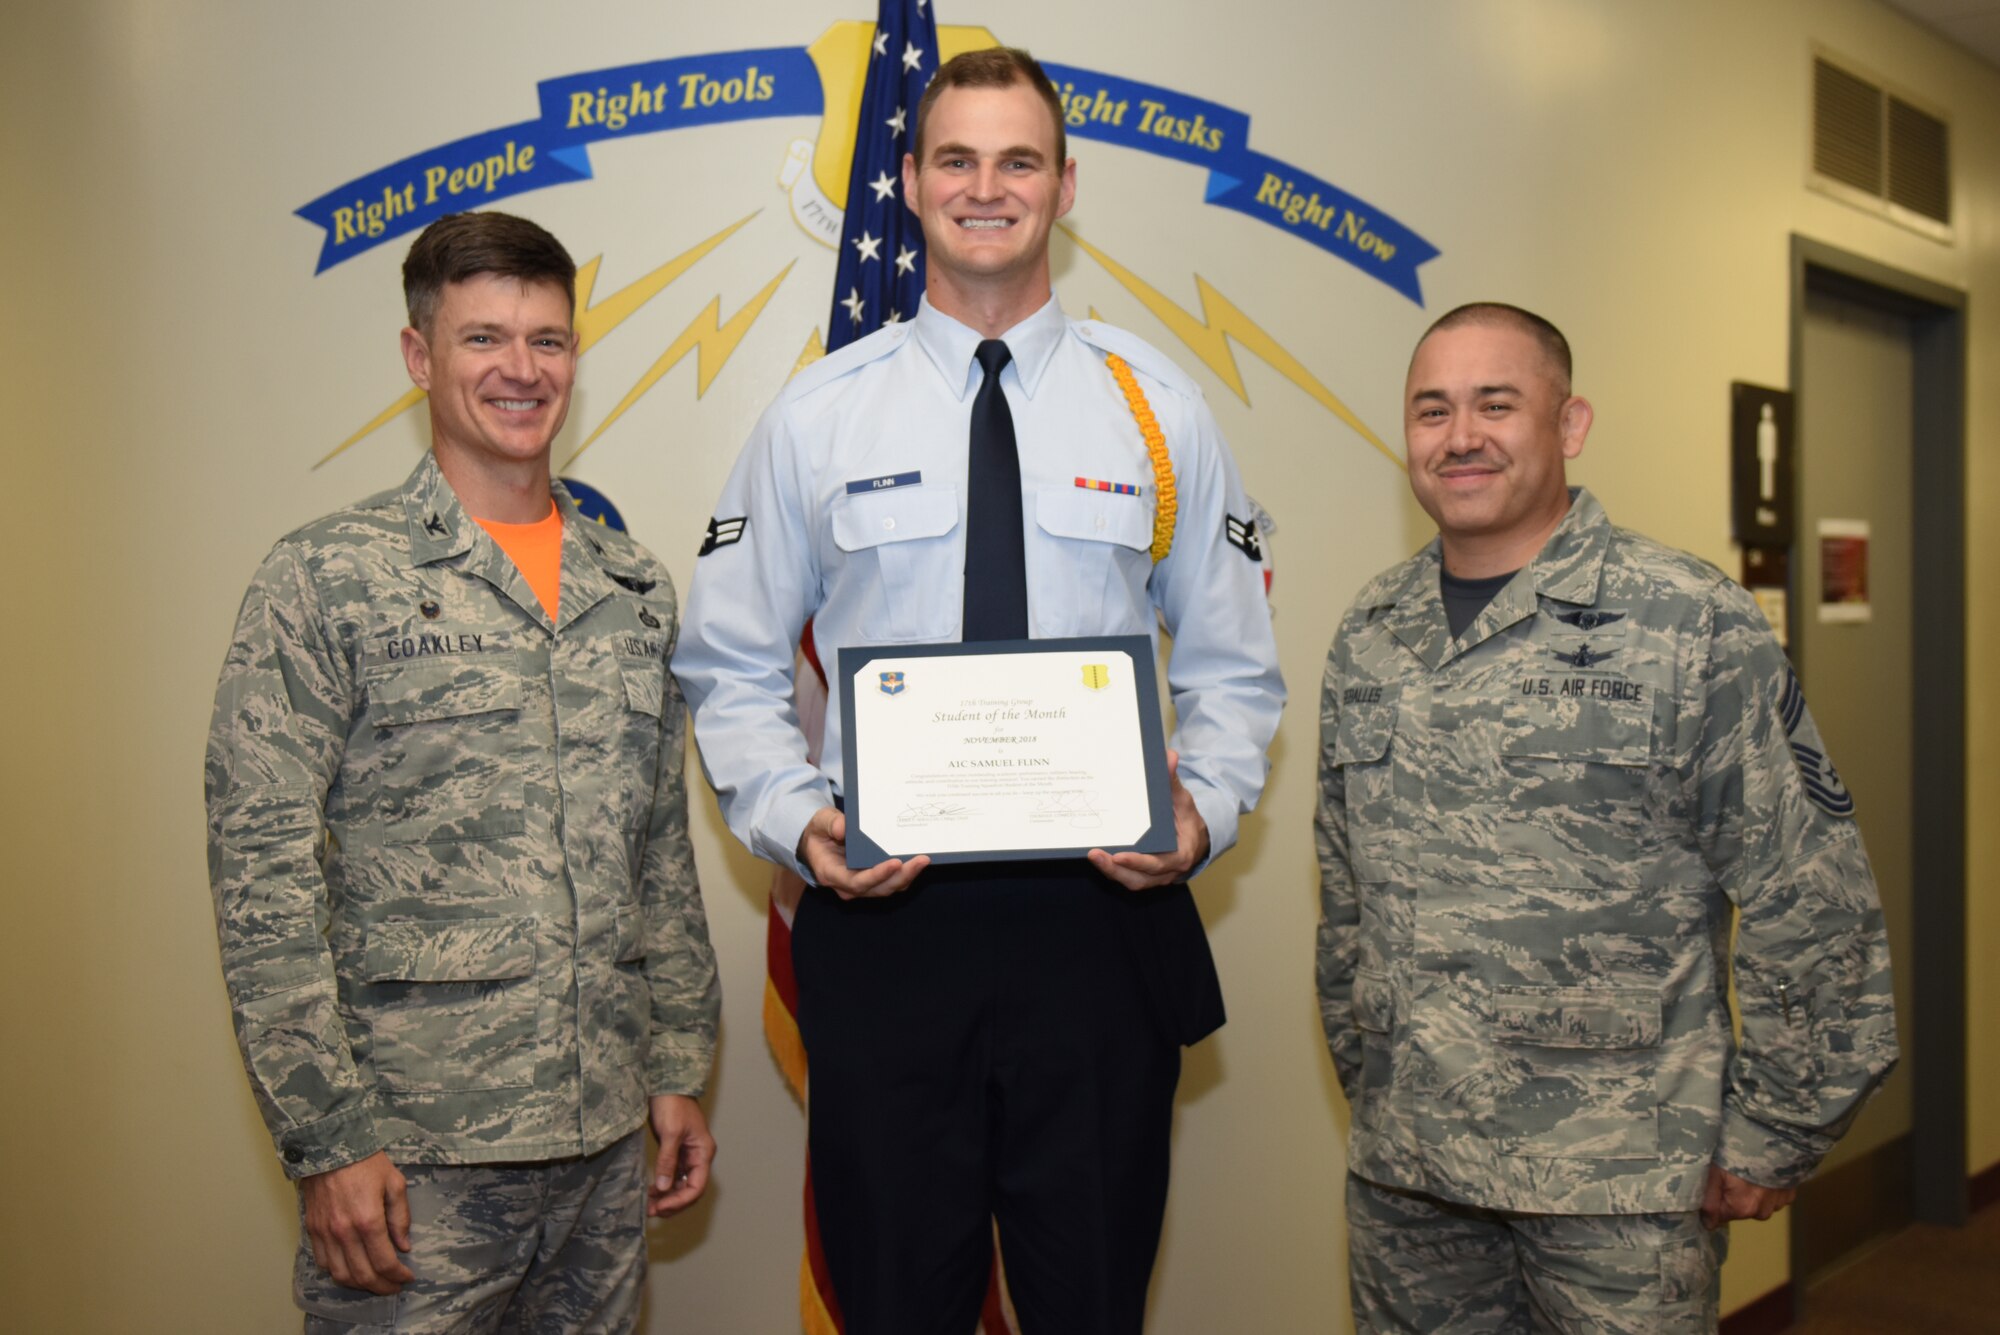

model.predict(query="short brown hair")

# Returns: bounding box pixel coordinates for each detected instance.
[1415,302,1573,394]
[401,211,577,335]
[913,46,1066,169]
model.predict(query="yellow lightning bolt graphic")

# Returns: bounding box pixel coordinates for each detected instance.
[316,211,760,467]
[791,327,827,378]
[562,261,796,468]
[321,386,429,468]
[1059,224,1397,466]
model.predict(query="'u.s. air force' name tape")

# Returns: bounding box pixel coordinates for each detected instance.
[296,46,1437,302]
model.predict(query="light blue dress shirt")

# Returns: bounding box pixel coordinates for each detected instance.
[673,294,1285,878]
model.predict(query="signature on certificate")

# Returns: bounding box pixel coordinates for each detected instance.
[1033,790,1103,828]
[898,801,973,826]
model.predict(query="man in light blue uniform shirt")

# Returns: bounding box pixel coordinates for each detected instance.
[673,47,1282,1335]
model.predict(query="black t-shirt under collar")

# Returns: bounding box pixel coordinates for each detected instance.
[1440,567,1519,640]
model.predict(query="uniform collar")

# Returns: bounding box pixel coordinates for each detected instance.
[404,451,477,564]
[548,479,625,633]
[399,451,624,635]
[911,292,1067,401]
[1377,487,1611,670]
[1526,487,1612,606]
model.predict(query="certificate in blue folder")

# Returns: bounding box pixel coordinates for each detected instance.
[837,636,1176,868]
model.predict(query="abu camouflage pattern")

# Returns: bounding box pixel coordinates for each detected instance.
[207,453,719,1179]
[1346,1172,1723,1333]
[297,1132,647,1331]
[1316,490,1897,1215]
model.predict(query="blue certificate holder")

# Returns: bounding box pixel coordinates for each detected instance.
[837,636,1177,868]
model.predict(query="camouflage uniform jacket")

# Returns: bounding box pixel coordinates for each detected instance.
[207,453,720,1180]
[1316,489,1896,1215]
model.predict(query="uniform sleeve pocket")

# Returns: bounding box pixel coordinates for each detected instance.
[1034,486,1151,551]
[366,657,521,727]
[1492,985,1662,1049]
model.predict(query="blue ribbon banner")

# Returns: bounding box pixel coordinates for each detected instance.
[294,47,818,274]
[297,48,1437,302]
[1039,65,1437,303]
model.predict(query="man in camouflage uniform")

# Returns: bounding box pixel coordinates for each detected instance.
[206,211,720,1332]
[1316,303,1897,1331]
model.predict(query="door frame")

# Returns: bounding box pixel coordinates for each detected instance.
[1787,235,1968,1239]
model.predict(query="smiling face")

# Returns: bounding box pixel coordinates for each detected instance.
[401,272,576,480]
[1404,319,1593,574]
[903,81,1076,319]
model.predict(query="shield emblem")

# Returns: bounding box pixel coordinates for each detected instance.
[878,671,905,696]
[1081,664,1109,691]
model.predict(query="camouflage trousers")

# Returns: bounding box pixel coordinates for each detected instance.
[296,1130,646,1334]
[1347,1173,1725,1333]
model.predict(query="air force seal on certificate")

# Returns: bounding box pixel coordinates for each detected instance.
[879,671,906,696]
[1082,663,1110,690]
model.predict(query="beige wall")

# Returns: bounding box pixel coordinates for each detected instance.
[3,1,1994,1329]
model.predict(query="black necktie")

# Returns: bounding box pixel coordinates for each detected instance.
[962,339,1028,641]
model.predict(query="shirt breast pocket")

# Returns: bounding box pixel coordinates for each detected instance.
[1496,691,1654,885]
[831,485,961,642]
[364,656,525,844]
[1333,689,1398,883]
[1032,486,1152,637]
[615,655,668,832]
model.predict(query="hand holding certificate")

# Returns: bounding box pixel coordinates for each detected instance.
[1084,748,1212,891]
[837,637,1178,869]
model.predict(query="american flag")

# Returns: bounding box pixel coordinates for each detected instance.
[826,0,938,349]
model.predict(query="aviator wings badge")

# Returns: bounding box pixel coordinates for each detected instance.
[1554,609,1626,631]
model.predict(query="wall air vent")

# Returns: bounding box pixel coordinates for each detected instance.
[1810,52,1952,239]
[1887,95,1949,222]
[1813,59,1882,193]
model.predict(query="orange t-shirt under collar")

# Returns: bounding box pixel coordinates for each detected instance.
[475,501,562,621]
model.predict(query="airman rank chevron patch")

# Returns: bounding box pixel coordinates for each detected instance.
[698,515,746,556]
[1225,513,1263,562]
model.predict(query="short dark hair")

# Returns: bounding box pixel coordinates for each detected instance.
[913,46,1066,169]
[401,211,577,335]
[1416,302,1573,393]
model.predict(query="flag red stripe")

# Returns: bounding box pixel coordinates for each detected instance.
[981,1257,1012,1333]
[801,617,826,686]
[767,889,800,1014]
